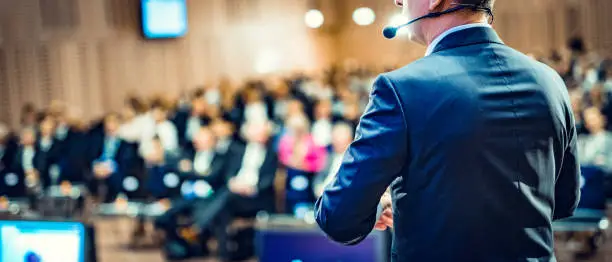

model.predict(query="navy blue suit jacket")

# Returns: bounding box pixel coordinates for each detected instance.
[315,27,580,262]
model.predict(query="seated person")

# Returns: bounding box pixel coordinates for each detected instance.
[210,115,238,155]
[204,120,278,260]
[311,99,335,150]
[0,123,16,176]
[278,114,327,213]
[145,137,181,200]
[51,103,90,185]
[140,98,180,159]
[578,107,612,197]
[87,113,139,203]
[178,127,231,189]
[173,91,211,151]
[578,107,612,172]
[5,128,41,198]
[313,122,353,198]
[155,127,234,260]
[225,120,279,217]
[37,115,62,188]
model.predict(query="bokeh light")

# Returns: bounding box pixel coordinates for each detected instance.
[353,7,376,26]
[304,9,324,29]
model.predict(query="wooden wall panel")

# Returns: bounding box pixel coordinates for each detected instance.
[0,0,334,127]
[0,0,610,128]
[0,48,9,124]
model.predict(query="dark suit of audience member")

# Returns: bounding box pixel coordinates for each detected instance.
[173,95,211,151]
[36,135,62,189]
[88,114,139,203]
[0,131,17,175]
[9,128,45,198]
[579,166,607,210]
[33,117,63,189]
[205,123,278,261]
[223,139,277,217]
[233,85,275,127]
[55,124,88,184]
[155,127,234,260]
[145,138,182,200]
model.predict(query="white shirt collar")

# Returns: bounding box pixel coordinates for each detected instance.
[425,23,491,57]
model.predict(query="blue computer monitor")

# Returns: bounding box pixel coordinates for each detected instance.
[0,220,86,262]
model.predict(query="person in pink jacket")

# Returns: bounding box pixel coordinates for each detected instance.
[278,113,327,215]
[278,114,327,173]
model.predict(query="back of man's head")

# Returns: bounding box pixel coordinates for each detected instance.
[460,0,495,10]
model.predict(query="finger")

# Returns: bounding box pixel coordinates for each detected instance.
[380,215,394,227]
[374,222,388,231]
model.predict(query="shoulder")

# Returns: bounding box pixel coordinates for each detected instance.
[383,56,442,85]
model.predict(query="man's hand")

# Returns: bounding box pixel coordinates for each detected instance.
[375,209,394,230]
[25,169,40,185]
[229,178,257,197]
[93,163,112,178]
[179,159,193,173]
[145,149,164,164]
[374,192,393,231]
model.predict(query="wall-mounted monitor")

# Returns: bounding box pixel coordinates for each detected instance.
[141,0,188,39]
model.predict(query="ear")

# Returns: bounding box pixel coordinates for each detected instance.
[428,0,444,11]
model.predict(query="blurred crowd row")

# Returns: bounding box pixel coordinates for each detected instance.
[0,64,384,259]
[537,38,612,204]
[544,38,612,196]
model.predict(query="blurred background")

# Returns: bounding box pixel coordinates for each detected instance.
[0,0,610,261]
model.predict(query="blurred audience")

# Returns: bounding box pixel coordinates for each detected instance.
[279,114,326,173]
[141,98,179,158]
[88,113,140,203]
[2,36,611,260]
[314,122,353,198]
[578,107,612,173]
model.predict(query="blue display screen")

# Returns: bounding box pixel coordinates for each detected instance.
[0,220,85,262]
[141,0,188,38]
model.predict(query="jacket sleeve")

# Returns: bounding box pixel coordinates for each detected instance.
[315,75,408,245]
[553,123,581,220]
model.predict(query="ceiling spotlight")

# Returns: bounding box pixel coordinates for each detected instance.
[353,7,376,26]
[305,9,325,29]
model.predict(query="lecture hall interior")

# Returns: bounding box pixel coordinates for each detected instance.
[0,0,611,261]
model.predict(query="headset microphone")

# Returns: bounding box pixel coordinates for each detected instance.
[382,4,493,39]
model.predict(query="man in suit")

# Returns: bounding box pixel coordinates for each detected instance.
[88,113,140,203]
[173,90,211,151]
[0,123,16,175]
[51,103,88,184]
[209,120,277,261]
[10,127,45,198]
[155,127,236,260]
[224,120,278,216]
[315,0,581,261]
[36,115,62,189]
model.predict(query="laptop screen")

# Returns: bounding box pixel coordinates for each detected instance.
[0,220,85,262]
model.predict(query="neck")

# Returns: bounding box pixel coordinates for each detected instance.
[423,15,488,46]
